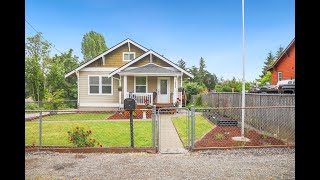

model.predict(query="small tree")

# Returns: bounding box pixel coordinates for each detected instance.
[81,31,108,61]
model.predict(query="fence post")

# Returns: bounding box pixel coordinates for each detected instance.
[191,105,195,148]
[152,105,156,148]
[39,111,42,149]
[187,109,190,147]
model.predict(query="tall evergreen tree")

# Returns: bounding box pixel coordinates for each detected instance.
[276,46,284,59]
[260,52,275,78]
[177,59,186,70]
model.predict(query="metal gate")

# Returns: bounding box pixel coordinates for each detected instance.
[153,106,195,153]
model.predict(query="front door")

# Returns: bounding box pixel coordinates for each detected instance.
[157,77,170,103]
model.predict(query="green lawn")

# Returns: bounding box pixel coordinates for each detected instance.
[172,115,215,146]
[25,121,152,147]
[41,113,112,121]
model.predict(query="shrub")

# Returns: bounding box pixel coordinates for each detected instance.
[25,102,39,110]
[67,127,101,147]
[194,95,206,106]
[215,133,224,140]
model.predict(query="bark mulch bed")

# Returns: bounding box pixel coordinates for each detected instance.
[194,126,287,148]
[107,110,152,120]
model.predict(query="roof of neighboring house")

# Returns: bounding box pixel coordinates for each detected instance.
[119,63,180,75]
[65,38,148,77]
[267,38,295,71]
[108,50,194,78]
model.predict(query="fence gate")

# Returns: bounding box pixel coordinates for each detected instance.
[155,107,192,153]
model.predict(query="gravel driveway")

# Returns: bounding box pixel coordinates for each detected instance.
[25,148,294,179]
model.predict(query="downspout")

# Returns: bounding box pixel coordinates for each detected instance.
[76,71,79,109]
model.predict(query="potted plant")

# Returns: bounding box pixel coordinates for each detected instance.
[174,97,181,107]
[144,99,152,109]
[118,86,122,91]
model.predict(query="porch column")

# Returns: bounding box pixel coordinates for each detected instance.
[76,71,79,108]
[124,75,127,100]
[119,76,122,109]
[173,76,177,105]
[179,74,183,108]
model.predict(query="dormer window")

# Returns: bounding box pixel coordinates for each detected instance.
[123,52,135,61]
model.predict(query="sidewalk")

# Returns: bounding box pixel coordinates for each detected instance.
[159,114,187,154]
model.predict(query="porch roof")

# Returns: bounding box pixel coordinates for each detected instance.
[118,63,180,75]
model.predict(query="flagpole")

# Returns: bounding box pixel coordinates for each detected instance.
[241,0,246,138]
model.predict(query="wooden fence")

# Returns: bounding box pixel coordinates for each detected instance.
[192,93,295,144]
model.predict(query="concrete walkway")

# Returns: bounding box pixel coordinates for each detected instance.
[159,114,187,154]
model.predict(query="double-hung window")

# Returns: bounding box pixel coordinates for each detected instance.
[123,52,135,61]
[89,75,112,95]
[135,76,147,93]
[278,72,282,82]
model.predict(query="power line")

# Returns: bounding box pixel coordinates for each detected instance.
[25,19,63,54]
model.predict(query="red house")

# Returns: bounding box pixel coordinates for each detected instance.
[267,38,295,85]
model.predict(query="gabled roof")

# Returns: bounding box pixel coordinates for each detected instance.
[107,50,194,78]
[65,38,148,77]
[119,63,180,75]
[267,38,295,71]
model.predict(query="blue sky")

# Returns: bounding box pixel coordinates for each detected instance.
[25,0,295,81]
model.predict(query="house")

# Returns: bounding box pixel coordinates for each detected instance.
[267,38,295,85]
[65,38,193,110]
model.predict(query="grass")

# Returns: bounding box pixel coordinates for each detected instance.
[171,115,215,146]
[25,121,152,147]
[40,113,112,121]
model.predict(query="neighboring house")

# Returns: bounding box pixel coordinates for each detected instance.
[65,38,194,110]
[267,38,295,85]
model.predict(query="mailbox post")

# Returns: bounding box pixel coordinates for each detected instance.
[124,98,136,148]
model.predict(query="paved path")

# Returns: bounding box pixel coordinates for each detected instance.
[159,114,187,154]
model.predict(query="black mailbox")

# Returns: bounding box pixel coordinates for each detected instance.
[124,98,136,111]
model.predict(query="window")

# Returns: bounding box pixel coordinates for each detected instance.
[278,72,282,82]
[123,52,135,61]
[89,75,112,95]
[135,76,147,93]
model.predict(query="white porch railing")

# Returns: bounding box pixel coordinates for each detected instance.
[126,93,153,105]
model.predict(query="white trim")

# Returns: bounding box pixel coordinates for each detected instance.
[108,50,194,78]
[80,67,117,72]
[150,54,152,63]
[80,103,119,107]
[134,76,148,93]
[157,77,170,103]
[119,76,122,109]
[123,52,136,62]
[119,73,180,76]
[76,71,80,107]
[65,39,148,77]
[88,75,113,95]
[124,75,127,100]
[173,76,177,105]
[278,72,283,82]
[102,56,105,65]
[128,42,131,52]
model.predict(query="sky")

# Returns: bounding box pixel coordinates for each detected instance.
[25,0,295,81]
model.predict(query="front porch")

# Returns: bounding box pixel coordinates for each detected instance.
[118,75,183,108]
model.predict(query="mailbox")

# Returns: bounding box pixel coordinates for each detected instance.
[124,98,136,111]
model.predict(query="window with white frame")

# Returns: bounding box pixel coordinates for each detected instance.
[89,76,112,95]
[135,76,147,93]
[123,52,135,61]
[278,72,282,82]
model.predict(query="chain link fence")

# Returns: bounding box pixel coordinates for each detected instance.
[194,106,294,148]
[25,109,157,149]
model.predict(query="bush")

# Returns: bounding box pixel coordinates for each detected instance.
[25,102,39,110]
[194,95,206,106]
[67,127,101,147]
[215,133,224,140]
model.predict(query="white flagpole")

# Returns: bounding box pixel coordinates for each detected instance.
[241,0,246,138]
